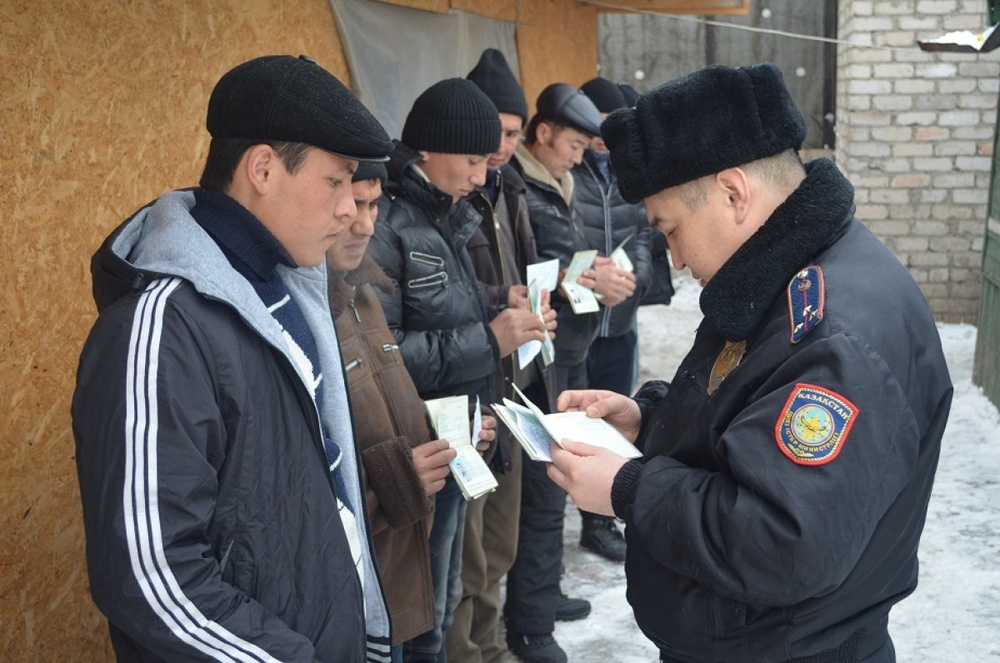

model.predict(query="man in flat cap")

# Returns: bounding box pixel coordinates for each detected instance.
[548,62,952,663]
[73,55,395,662]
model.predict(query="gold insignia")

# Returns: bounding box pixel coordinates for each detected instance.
[708,340,746,395]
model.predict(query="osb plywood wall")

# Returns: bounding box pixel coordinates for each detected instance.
[0,0,594,659]
[1,2,350,659]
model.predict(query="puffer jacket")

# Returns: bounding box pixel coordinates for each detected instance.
[611,160,953,662]
[511,143,598,368]
[329,254,436,644]
[73,190,390,662]
[573,149,653,338]
[367,141,498,406]
[468,165,552,473]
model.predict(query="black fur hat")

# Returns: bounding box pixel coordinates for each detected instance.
[207,55,392,162]
[602,63,807,203]
[467,48,528,123]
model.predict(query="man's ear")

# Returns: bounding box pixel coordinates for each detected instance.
[244,144,276,194]
[417,150,431,164]
[536,121,553,145]
[716,167,752,224]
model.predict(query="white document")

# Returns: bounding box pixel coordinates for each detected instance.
[492,385,642,463]
[519,258,560,369]
[610,235,635,273]
[561,249,600,314]
[425,395,497,500]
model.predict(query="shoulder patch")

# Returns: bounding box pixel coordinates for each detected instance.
[787,266,825,343]
[774,383,858,466]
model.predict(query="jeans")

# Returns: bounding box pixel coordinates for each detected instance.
[403,476,467,662]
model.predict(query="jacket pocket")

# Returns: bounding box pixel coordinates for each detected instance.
[408,271,448,290]
[409,251,444,268]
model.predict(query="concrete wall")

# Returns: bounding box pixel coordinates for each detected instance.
[837,0,999,323]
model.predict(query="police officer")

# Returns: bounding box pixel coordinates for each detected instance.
[547,62,953,663]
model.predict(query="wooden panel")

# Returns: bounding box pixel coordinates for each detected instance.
[517,0,600,113]
[377,0,450,13]
[452,0,519,22]
[585,0,750,15]
[0,1,349,659]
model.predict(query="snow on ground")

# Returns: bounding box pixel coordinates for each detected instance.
[501,275,1000,662]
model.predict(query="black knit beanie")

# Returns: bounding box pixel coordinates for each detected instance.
[581,77,627,113]
[602,62,807,203]
[402,78,501,155]
[467,48,528,122]
[617,82,640,107]
[353,160,387,184]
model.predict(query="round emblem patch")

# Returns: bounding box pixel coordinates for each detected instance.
[775,383,859,465]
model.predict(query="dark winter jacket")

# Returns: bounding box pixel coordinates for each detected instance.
[611,159,953,662]
[329,254,436,644]
[367,141,498,407]
[573,149,653,338]
[73,190,390,663]
[511,143,598,368]
[468,165,551,473]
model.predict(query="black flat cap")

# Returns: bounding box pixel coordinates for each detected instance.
[534,83,603,137]
[207,55,393,162]
[602,62,807,203]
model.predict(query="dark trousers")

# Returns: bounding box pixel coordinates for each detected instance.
[503,379,567,636]
[585,330,637,397]
[658,636,896,663]
[581,330,637,526]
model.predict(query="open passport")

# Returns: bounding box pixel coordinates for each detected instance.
[424,394,498,501]
[492,385,642,463]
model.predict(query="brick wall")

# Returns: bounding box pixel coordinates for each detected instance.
[837,0,999,322]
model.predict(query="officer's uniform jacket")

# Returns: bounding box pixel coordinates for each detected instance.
[612,159,953,662]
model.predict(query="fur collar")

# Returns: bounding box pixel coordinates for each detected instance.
[701,158,855,341]
[514,142,574,206]
[328,253,396,318]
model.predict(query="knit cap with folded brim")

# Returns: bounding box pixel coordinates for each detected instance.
[402,78,501,155]
[466,48,528,123]
[602,62,807,204]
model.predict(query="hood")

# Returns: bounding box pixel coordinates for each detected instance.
[90,189,297,348]
[514,142,574,207]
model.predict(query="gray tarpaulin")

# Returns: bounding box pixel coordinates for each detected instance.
[331,0,519,141]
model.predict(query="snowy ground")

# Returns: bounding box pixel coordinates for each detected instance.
[501,274,1000,662]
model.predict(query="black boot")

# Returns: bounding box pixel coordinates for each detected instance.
[505,631,568,663]
[579,513,626,562]
[555,590,591,621]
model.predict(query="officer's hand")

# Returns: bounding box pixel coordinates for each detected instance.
[412,440,456,496]
[547,440,627,516]
[556,389,642,443]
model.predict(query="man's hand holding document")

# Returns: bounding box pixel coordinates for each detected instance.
[492,385,641,463]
